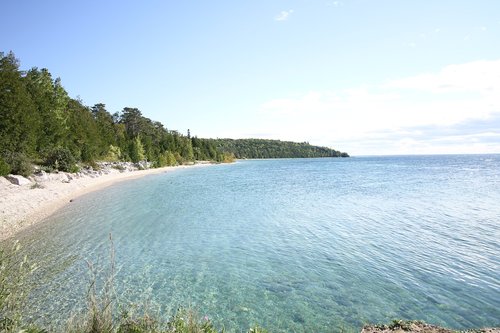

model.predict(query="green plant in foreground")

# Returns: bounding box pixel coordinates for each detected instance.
[0,241,38,332]
[1,236,274,332]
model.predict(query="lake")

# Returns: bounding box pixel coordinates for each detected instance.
[14,155,500,332]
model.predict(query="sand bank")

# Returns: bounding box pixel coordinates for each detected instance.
[0,163,210,241]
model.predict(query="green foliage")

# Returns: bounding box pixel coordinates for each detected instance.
[45,147,77,172]
[155,151,178,167]
[0,51,349,178]
[164,309,219,333]
[0,157,11,176]
[66,99,99,162]
[210,138,349,159]
[4,152,34,177]
[105,145,122,162]
[0,241,38,331]
[216,152,235,164]
[174,152,184,165]
[129,137,145,163]
[0,52,40,157]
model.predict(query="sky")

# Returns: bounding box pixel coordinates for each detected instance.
[1,1,500,156]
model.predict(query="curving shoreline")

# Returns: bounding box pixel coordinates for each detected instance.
[0,163,211,241]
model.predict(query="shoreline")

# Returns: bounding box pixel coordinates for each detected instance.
[0,163,211,241]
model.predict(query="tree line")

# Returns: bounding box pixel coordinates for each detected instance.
[0,51,348,177]
[209,138,349,159]
[0,51,233,176]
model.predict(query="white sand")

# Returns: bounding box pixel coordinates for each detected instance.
[0,164,209,241]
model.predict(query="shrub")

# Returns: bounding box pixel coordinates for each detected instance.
[0,157,11,176]
[45,147,77,172]
[4,153,33,177]
[69,164,80,173]
[174,152,184,165]
[105,145,122,162]
[155,151,178,168]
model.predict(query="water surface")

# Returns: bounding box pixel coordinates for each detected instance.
[14,155,500,331]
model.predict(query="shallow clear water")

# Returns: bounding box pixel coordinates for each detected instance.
[12,156,500,331]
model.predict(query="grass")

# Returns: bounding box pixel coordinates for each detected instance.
[0,240,38,332]
[0,236,267,333]
[2,239,497,333]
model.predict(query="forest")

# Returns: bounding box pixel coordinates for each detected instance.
[211,138,349,159]
[0,51,347,177]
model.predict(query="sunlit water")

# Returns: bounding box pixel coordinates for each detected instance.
[10,156,500,331]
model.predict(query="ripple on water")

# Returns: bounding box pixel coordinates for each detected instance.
[13,156,500,332]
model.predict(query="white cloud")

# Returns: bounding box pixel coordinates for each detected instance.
[385,59,500,96]
[326,1,344,7]
[258,59,500,155]
[274,9,294,21]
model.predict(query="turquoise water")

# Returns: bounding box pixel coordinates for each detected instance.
[13,156,500,331]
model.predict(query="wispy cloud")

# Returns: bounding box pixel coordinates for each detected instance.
[385,59,500,97]
[326,1,344,7]
[259,59,500,155]
[274,9,294,21]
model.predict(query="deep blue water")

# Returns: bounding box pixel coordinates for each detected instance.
[13,155,500,332]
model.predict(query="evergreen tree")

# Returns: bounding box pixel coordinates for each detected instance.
[129,136,145,163]
[24,68,69,152]
[0,52,39,157]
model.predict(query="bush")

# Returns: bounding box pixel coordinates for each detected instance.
[105,145,122,162]
[0,157,11,176]
[155,151,177,168]
[45,147,77,172]
[4,153,33,177]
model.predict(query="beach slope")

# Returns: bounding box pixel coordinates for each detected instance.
[0,164,208,241]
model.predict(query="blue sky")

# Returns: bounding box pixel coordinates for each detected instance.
[2,1,499,155]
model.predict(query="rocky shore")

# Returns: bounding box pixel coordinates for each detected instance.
[361,320,499,333]
[0,161,209,241]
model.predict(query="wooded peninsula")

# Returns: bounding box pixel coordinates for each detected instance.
[0,51,348,177]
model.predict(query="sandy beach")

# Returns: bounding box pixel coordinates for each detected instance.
[0,163,209,241]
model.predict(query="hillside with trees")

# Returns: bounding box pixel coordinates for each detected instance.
[0,51,233,176]
[0,51,347,177]
[210,138,349,159]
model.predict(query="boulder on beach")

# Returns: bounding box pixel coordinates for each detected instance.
[5,174,32,186]
[33,170,49,182]
[60,173,71,183]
